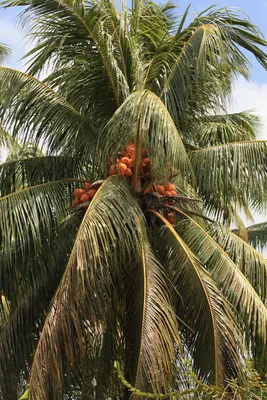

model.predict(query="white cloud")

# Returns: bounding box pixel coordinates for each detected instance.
[0,18,32,70]
[228,78,267,140]
[228,78,267,225]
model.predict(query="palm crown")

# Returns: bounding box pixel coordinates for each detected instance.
[1,1,267,399]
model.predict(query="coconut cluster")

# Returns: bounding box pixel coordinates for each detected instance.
[72,143,177,224]
[72,182,97,206]
[108,143,150,179]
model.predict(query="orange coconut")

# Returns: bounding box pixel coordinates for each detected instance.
[88,189,97,199]
[73,188,85,199]
[80,193,90,203]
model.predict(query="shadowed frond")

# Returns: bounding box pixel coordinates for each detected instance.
[99,89,192,180]
[0,225,77,399]
[0,156,90,195]
[0,180,77,274]
[190,140,267,221]
[26,176,144,399]
[173,211,267,371]
[125,232,180,397]
[151,211,245,387]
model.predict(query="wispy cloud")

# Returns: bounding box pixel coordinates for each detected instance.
[0,18,31,70]
[229,78,267,140]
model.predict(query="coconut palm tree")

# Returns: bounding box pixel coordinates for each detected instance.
[1,1,267,399]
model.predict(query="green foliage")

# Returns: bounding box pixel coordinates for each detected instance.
[0,1,267,399]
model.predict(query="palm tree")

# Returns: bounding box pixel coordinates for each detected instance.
[1,1,267,398]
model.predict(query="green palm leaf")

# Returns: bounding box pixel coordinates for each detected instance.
[174,211,267,371]
[190,111,259,148]
[0,42,10,64]
[190,140,267,221]
[208,223,267,301]
[125,234,180,397]
[0,67,87,153]
[100,89,192,180]
[26,176,144,398]
[0,180,76,272]
[0,156,90,195]
[4,0,129,110]
[151,211,245,387]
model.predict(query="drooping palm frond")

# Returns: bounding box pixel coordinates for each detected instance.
[100,89,192,180]
[189,140,267,222]
[206,7,267,69]
[26,176,145,399]
[0,225,77,399]
[0,67,91,154]
[173,212,267,371]
[0,180,76,275]
[149,22,232,128]
[146,5,267,131]
[150,211,245,387]
[125,233,180,397]
[207,223,267,301]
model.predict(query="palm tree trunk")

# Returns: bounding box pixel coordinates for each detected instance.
[5,387,17,400]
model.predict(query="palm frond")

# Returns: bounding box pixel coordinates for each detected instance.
[151,22,231,126]
[0,226,76,399]
[150,210,245,387]
[209,7,267,69]
[4,0,129,110]
[190,111,259,148]
[189,140,267,222]
[0,156,90,196]
[0,124,19,151]
[125,232,180,396]
[173,211,267,371]
[146,6,267,131]
[99,89,192,180]
[26,176,144,399]
[208,223,267,302]
[0,67,90,154]
[0,42,10,64]
[0,180,76,275]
